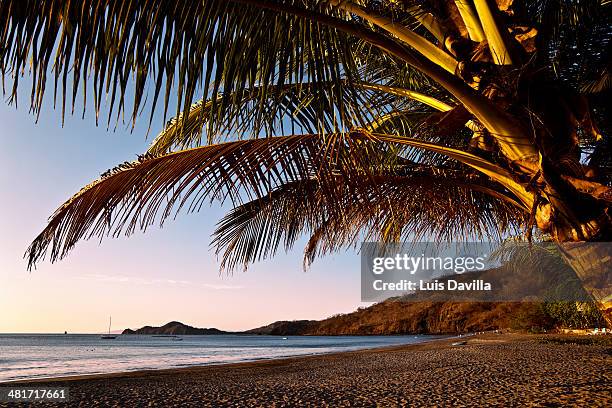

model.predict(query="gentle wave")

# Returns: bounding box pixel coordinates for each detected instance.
[0,334,446,382]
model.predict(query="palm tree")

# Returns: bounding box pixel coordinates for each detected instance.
[1,0,609,276]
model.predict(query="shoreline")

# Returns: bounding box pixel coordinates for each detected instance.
[3,333,610,407]
[3,334,458,385]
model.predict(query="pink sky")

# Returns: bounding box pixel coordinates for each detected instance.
[0,93,367,334]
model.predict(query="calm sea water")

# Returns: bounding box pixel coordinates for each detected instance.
[0,334,445,382]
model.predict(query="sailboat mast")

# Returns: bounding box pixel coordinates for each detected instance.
[108,316,111,335]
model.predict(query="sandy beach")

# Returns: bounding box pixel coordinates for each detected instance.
[3,334,610,407]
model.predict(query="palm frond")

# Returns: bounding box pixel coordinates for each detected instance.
[147,80,452,154]
[211,167,526,271]
[354,44,433,89]
[302,173,526,267]
[333,1,459,74]
[365,110,432,134]
[1,0,539,170]
[0,0,363,127]
[26,129,531,269]
[25,132,392,269]
[519,0,611,86]
[371,132,534,208]
[147,81,405,154]
[212,179,324,271]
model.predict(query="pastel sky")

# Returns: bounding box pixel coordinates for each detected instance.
[0,78,367,334]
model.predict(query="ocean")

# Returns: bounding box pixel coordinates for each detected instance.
[0,334,445,382]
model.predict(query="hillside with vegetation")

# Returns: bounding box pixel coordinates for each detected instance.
[248,300,604,335]
[249,262,605,335]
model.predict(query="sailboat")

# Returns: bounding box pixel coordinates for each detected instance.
[101,316,117,339]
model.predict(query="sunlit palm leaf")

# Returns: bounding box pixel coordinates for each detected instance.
[147,79,448,154]
[147,81,404,154]
[0,0,362,127]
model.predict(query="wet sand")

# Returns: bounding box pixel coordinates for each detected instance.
[3,334,610,407]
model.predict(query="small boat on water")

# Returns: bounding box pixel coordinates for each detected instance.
[101,316,117,339]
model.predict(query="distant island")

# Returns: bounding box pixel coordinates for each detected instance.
[122,321,229,335]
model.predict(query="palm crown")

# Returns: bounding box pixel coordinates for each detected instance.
[1,0,609,271]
